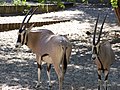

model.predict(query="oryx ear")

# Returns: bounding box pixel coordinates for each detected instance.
[27,23,35,32]
[86,31,91,36]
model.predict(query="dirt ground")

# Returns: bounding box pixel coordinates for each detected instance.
[0,4,120,90]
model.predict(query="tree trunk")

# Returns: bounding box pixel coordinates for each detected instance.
[114,0,120,25]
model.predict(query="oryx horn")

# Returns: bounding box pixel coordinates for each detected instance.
[24,7,38,29]
[20,7,38,31]
[20,8,33,32]
[96,14,107,44]
[93,14,107,45]
[93,14,99,45]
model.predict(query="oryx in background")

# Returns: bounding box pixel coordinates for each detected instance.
[91,14,115,90]
[15,7,72,90]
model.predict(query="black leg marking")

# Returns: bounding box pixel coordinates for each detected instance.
[37,63,42,70]
[105,73,108,81]
[98,74,101,80]
[41,54,49,61]
[47,64,51,72]
[98,85,100,90]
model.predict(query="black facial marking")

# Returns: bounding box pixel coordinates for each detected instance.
[22,32,26,45]
[25,35,28,45]
[93,46,98,54]
[17,34,21,43]
[19,28,24,33]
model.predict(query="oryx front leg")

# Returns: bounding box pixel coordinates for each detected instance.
[98,69,102,90]
[36,56,42,88]
[47,63,52,88]
[104,70,109,90]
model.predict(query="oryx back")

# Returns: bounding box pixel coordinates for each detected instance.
[27,29,72,64]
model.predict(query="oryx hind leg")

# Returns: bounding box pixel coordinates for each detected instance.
[47,63,52,88]
[53,62,63,90]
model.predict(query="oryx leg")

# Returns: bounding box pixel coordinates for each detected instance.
[36,56,42,88]
[104,70,109,90]
[47,63,52,88]
[98,69,102,90]
[53,63,63,90]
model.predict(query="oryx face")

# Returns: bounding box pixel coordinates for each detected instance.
[15,7,38,49]
[15,29,27,48]
[92,44,100,60]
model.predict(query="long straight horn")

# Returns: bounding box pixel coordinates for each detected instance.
[96,14,107,45]
[93,14,99,45]
[20,8,33,31]
[24,7,38,29]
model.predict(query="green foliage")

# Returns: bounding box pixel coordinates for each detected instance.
[0,0,4,5]
[13,0,20,5]
[22,0,26,5]
[100,0,103,2]
[58,2,65,8]
[82,0,88,4]
[38,0,46,3]
[111,0,118,8]
[37,0,66,8]
[13,0,26,6]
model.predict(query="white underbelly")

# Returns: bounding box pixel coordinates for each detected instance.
[42,56,53,64]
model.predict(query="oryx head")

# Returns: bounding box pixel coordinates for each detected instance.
[92,14,107,60]
[15,7,38,48]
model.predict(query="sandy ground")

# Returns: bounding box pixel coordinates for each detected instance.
[0,4,120,90]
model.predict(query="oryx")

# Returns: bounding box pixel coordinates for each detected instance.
[15,8,72,90]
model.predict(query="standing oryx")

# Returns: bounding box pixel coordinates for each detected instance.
[15,7,72,90]
[91,14,115,90]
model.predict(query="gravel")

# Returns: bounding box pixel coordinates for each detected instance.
[0,4,120,90]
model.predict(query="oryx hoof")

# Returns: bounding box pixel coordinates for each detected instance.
[35,83,40,88]
[48,85,52,90]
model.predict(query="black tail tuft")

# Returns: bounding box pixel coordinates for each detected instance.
[62,47,67,74]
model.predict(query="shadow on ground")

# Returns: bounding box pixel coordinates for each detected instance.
[0,4,120,90]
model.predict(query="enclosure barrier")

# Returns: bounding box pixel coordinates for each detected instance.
[0,3,73,16]
[0,20,70,32]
